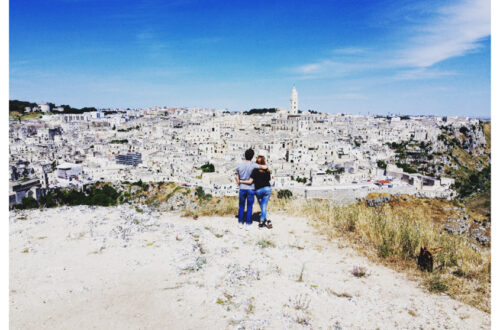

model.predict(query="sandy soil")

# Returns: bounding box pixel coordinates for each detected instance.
[10,205,490,329]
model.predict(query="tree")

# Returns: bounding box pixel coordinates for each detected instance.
[377,160,387,169]
[243,108,277,115]
[195,186,212,202]
[9,100,38,113]
[200,162,215,173]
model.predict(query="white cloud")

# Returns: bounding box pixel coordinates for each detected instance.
[391,68,456,80]
[289,0,490,79]
[396,0,490,67]
[292,56,384,78]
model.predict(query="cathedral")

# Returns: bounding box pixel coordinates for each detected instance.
[271,85,322,132]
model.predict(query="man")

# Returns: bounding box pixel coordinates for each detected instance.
[235,148,266,230]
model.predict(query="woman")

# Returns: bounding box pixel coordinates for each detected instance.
[239,155,273,229]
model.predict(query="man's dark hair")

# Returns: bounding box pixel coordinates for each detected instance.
[244,148,254,160]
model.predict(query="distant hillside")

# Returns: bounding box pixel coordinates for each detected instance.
[385,121,491,218]
[442,122,491,218]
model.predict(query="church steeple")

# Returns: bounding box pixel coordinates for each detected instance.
[289,86,298,114]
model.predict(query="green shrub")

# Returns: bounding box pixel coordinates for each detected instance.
[428,274,448,293]
[200,162,215,173]
[39,194,57,208]
[277,189,293,199]
[377,160,387,169]
[16,197,38,209]
[195,186,212,202]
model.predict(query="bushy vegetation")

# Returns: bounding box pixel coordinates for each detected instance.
[438,122,491,218]
[63,106,97,113]
[277,189,293,199]
[110,139,128,144]
[117,125,140,132]
[200,162,215,173]
[131,179,149,191]
[243,108,277,115]
[377,160,387,169]
[454,165,490,198]
[9,99,97,114]
[326,168,344,175]
[14,196,39,210]
[37,184,121,208]
[292,176,307,184]
[396,162,418,173]
[195,186,212,203]
[9,100,38,113]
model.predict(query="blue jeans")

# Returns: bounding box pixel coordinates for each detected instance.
[238,189,255,225]
[255,186,272,222]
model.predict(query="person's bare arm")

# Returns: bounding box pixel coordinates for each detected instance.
[258,164,268,170]
[239,177,254,185]
[235,173,240,185]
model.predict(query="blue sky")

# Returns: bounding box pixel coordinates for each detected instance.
[10,0,490,117]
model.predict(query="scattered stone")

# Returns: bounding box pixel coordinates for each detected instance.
[365,195,391,207]
[225,263,260,286]
[473,233,490,246]
[444,222,469,235]
[333,321,343,330]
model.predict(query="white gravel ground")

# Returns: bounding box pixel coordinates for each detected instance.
[10,205,490,329]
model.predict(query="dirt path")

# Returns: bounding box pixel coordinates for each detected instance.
[10,205,490,329]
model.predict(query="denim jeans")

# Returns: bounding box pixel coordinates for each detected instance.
[238,189,255,225]
[255,186,272,222]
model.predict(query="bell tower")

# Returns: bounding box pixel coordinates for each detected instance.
[289,86,298,114]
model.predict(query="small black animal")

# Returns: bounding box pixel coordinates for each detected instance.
[418,246,433,272]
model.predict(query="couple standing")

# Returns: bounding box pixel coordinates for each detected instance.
[235,148,272,230]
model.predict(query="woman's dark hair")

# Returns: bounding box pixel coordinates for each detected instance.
[244,148,254,160]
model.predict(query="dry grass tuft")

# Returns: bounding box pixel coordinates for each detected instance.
[351,266,368,278]
[298,195,490,312]
[257,239,275,248]
[327,289,352,299]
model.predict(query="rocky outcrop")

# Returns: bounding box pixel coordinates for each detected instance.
[160,191,198,212]
[365,195,391,207]
[442,216,490,247]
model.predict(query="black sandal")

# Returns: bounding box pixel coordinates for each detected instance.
[265,219,273,229]
[258,221,265,228]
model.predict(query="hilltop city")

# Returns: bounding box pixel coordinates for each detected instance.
[9,87,489,207]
